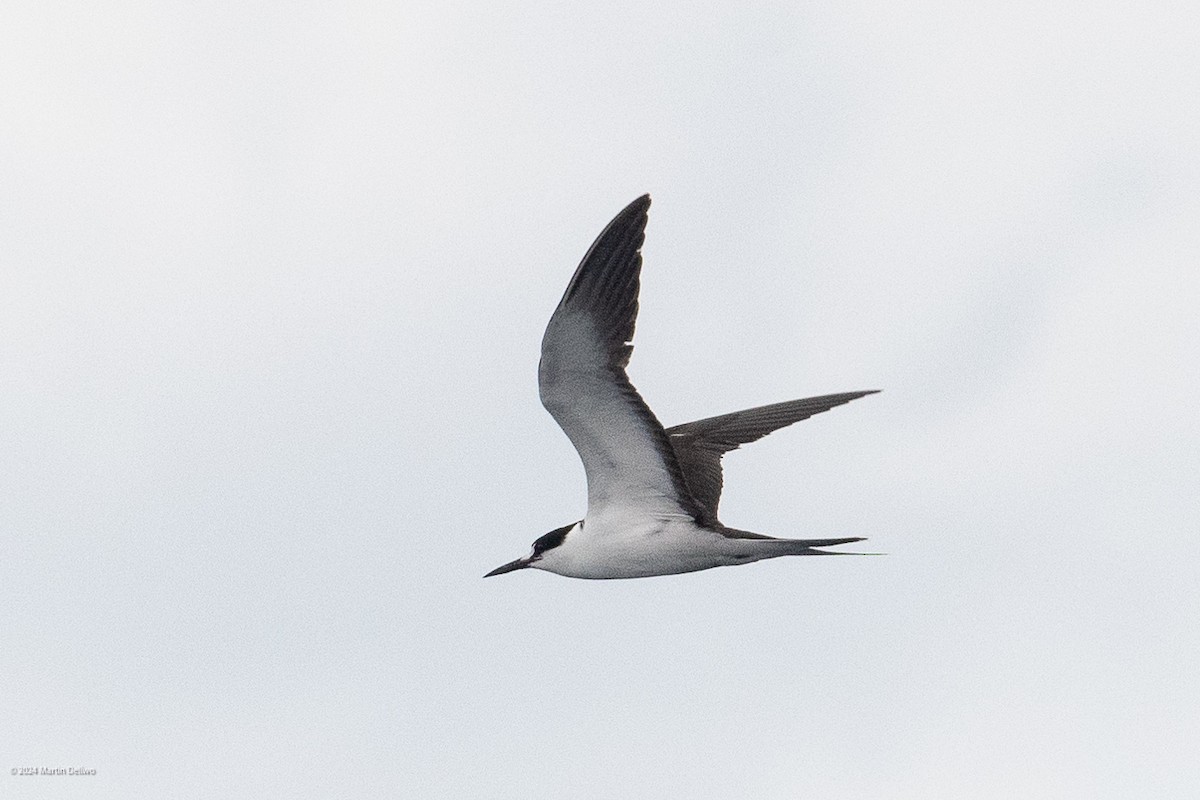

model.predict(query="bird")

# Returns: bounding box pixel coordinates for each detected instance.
[486,194,877,580]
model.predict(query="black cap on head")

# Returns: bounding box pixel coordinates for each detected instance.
[532,522,574,555]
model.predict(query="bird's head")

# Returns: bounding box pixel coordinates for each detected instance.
[484,522,578,577]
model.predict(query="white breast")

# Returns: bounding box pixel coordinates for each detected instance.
[533,513,736,579]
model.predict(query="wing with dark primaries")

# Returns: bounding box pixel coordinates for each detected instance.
[538,195,703,519]
[667,391,879,525]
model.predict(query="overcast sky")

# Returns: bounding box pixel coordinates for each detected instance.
[3,2,1198,798]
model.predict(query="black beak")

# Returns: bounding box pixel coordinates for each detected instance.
[484,557,530,578]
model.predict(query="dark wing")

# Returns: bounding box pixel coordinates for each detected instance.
[666,391,879,524]
[538,195,703,520]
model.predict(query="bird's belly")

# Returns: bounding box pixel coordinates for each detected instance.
[550,517,733,579]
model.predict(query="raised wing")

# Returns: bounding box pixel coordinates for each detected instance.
[667,391,879,524]
[539,195,703,519]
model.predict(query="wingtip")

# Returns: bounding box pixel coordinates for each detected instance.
[600,194,652,237]
[626,193,651,214]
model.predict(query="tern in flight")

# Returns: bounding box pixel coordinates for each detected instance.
[486,195,877,580]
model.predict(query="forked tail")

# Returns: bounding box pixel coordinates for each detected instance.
[720,528,881,556]
[787,537,882,556]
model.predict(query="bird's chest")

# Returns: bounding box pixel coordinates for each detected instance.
[555,513,720,578]
[581,509,682,548]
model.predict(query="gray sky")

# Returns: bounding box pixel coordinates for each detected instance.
[3,2,1198,798]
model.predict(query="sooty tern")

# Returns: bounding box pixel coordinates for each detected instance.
[486,195,877,580]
